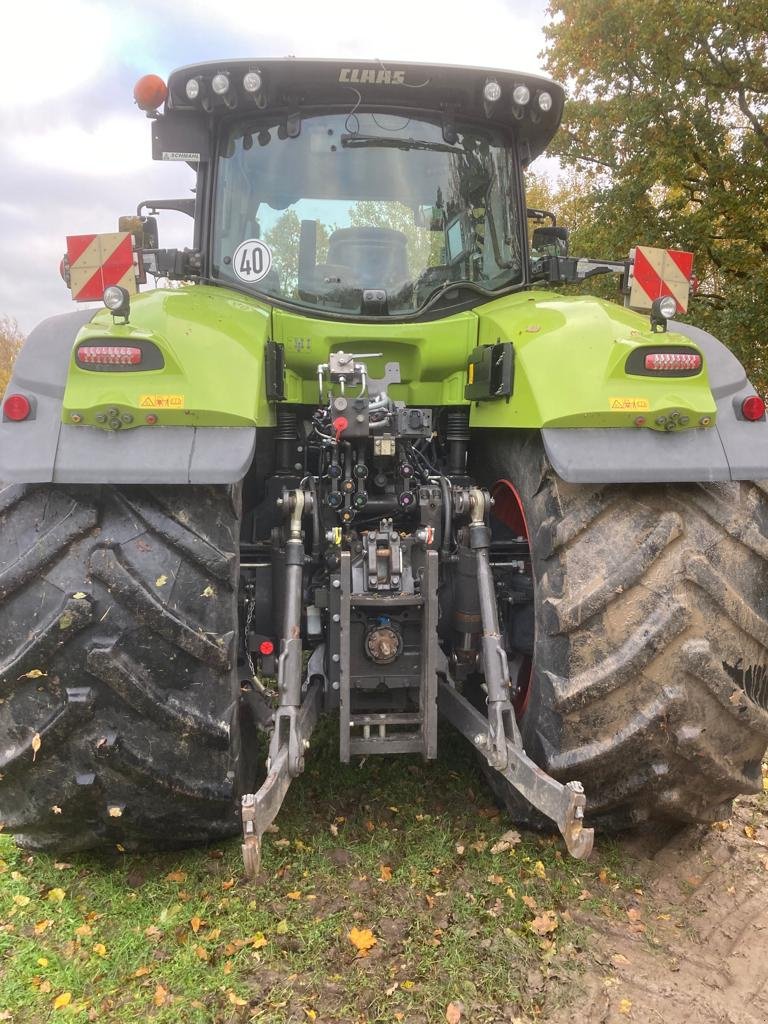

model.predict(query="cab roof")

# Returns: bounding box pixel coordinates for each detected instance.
[165,58,564,164]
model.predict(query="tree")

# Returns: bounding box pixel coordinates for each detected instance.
[348,201,441,273]
[543,0,768,389]
[264,210,330,296]
[0,317,24,397]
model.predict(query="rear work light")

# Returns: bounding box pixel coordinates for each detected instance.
[3,394,31,421]
[644,351,702,372]
[742,395,766,421]
[77,346,142,366]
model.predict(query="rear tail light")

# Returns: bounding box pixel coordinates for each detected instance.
[3,394,31,421]
[741,395,766,421]
[258,640,275,656]
[644,351,702,372]
[77,346,142,366]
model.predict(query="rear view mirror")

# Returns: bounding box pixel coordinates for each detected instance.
[531,225,569,258]
[118,215,159,250]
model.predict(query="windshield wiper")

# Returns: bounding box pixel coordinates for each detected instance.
[340,133,467,154]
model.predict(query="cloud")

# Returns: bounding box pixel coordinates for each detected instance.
[0,1,114,109]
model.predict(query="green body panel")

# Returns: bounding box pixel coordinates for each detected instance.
[470,291,716,429]
[63,286,275,429]
[62,284,716,434]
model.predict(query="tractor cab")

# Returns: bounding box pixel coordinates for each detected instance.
[142,59,564,319]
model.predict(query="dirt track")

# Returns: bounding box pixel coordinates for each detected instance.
[547,794,768,1024]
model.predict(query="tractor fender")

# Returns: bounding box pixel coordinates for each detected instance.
[542,321,768,484]
[0,310,256,485]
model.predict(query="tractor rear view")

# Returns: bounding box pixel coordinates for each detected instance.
[1,60,766,873]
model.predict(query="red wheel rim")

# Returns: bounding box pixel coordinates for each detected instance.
[491,479,533,719]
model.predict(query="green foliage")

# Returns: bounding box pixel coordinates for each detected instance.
[348,200,441,271]
[0,317,24,397]
[264,211,330,296]
[543,0,768,391]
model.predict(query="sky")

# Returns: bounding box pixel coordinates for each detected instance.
[0,0,552,332]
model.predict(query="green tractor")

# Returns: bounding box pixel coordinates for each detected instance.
[2,60,767,874]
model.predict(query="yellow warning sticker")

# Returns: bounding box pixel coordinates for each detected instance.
[609,397,650,412]
[139,394,185,409]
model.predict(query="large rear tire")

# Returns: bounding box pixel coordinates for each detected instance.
[471,432,768,829]
[0,483,248,853]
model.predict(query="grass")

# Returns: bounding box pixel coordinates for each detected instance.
[0,722,640,1023]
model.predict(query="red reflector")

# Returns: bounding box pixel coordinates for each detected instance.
[77,346,142,366]
[258,640,275,656]
[644,351,702,372]
[742,395,766,421]
[3,394,31,421]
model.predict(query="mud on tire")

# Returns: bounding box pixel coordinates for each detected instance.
[0,483,246,853]
[472,432,768,829]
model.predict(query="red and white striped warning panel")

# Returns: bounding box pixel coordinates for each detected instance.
[629,245,694,314]
[65,233,137,302]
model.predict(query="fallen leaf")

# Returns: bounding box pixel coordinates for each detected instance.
[533,860,547,880]
[133,966,151,978]
[228,992,247,1006]
[611,953,630,967]
[47,888,66,903]
[190,916,202,934]
[195,945,209,962]
[626,907,642,923]
[21,669,46,679]
[274,838,291,848]
[31,733,41,761]
[379,864,393,882]
[165,871,187,883]
[744,824,758,840]
[53,863,71,871]
[487,874,504,885]
[221,878,235,890]
[92,943,107,957]
[107,805,123,818]
[12,894,30,907]
[522,894,537,910]
[455,843,465,856]
[347,927,377,956]
[201,586,215,598]
[286,891,302,900]
[711,819,731,832]
[34,919,53,935]
[490,830,521,855]
[618,997,632,1015]
[51,806,62,815]
[153,984,167,1007]
[74,924,92,937]
[37,957,49,968]
[446,1000,463,1023]
[73,592,87,600]
[155,575,168,587]
[251,933,268,949]
[275,919,289,935]
[53,993,72,1010]
[470,840,487,853]
[529,911,559,935]
[400,980,415,990]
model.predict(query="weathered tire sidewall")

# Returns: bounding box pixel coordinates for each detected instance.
[469,430,768,830]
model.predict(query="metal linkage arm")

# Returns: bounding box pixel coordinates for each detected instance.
[445,487,593,859]
[438,680,593,858]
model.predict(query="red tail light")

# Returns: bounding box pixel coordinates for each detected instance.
[258,640,275,656]
[3,394,31,421]
[742,395,766,421]
[644,352,702,372]
[77,346,142,366]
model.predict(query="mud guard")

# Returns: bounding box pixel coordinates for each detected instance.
[543,322,768,483]
[0,311,256,484]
